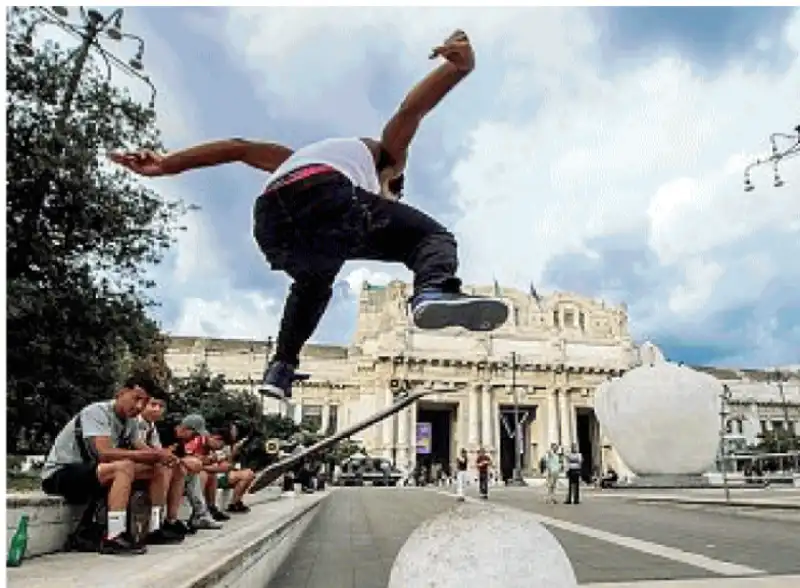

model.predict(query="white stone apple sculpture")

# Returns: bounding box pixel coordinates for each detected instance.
[594,356,723,475]
[388,502,577,588]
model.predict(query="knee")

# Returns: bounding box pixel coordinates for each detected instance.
[153,464,172,481]
[244,469,255,481]
[113,459,136,479]
[183,457,203,474]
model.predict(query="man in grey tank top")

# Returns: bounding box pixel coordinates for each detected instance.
[109,30,509,401]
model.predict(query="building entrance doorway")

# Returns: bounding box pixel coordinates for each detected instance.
[416,403,456,483]
[576,407,600,483]
[498,406,536,483]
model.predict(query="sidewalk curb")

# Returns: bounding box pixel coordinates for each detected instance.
[632,496,800,510]
[181,492,328,588]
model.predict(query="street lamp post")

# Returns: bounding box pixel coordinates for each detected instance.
[14,6,158,240]
[22,7,157,115]
[719,384,733,504]
[771,369,795,469]
[743,124,799,192]
[509,352,527,486]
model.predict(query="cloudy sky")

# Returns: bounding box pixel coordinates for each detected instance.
[65,6,800,368]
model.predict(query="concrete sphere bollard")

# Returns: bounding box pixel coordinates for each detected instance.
[388,502,578,588]
[595,359,722,475]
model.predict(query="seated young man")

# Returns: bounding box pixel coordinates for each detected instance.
[137,392,192,537]
[160,413,223,530]
[41,374,185,555]
[183,426,230,522]
[208,427,256,514]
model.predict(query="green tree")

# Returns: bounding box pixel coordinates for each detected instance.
[166,366,302,470]
[6,7,188,452]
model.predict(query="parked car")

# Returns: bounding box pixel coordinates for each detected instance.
[336,456,403,487]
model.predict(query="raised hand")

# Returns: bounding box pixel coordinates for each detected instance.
[108,150,169,177]
[429,29,475,72]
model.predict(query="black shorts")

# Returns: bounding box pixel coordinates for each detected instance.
[42,463,104,504]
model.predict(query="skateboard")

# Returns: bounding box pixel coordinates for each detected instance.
[249,384,459,494]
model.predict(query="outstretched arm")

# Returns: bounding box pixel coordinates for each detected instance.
[379,30,475,171]
[109,139,294,177]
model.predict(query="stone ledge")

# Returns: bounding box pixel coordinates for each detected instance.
[6,487,282,558]
[7,491,328,588]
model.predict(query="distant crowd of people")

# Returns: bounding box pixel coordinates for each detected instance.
[40,374,256,556]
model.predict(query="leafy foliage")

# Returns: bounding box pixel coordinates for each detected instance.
[163,366,368,472]
[6,7,188,452]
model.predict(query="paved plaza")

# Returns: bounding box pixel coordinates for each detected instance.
[268,486,800,588]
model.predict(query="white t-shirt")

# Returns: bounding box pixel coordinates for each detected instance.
[264,138,381,195]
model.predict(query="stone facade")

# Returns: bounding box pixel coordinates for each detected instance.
[165,281,800,478]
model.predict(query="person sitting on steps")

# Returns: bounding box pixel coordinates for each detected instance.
[162,414,223,531]
[209,425,256,513]
[184,425,231,522]
[136,390,193,540]
[41,374,185,555]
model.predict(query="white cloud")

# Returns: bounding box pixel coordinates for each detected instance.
[344,265,393,294]
[667,259,724,316]
[171,293,281,340]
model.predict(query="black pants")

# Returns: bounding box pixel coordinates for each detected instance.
[478,470,489,496]
[566,470,581,504]
[254,171,461,366]
[42,463,104,505]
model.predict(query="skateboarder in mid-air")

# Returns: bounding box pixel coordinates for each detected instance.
[110,29,508,402]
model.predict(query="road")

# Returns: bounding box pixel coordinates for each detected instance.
[267,486,800,588]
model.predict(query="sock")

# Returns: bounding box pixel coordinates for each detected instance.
[107,511,127,539]
[149,506,162,533]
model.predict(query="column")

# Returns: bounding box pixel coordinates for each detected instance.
[559,389,571,449]
[382,388,393,448]
[397,407,409,468]
[408,405,418,471]
[469,384,481,448]
[570,396,578,448]
[293,403,302,425]
[321,403,330,435]
[481,387,493,449]
[547,389,558,447]
[458,397,469,451]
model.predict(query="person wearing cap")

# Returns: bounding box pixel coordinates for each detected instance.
[162,414,223,531]
[182,416,231,523]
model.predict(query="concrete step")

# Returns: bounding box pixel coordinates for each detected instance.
[7,491,328,588]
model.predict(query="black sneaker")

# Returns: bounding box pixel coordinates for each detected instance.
[163,520,190,537]
[226,501,250,514]
[100,533,147,555]
[259,360,310,401]
[410,290,508,332]
[179,519,198,535]
[146,526,185,545]
[208,505,231,522]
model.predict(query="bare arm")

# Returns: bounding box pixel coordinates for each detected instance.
[159,139,294,175]
[109,139,294,177]
[91,436,160,464]
[379,30,474,170]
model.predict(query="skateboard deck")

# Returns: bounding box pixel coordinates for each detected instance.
[249,386,455,494]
